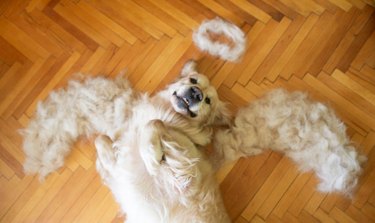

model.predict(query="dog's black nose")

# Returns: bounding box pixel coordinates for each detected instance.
[189,86,203,102]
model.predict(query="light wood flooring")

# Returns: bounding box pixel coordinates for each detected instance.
[1,0,375,222]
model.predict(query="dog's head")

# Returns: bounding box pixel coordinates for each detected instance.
[167,60,231,126]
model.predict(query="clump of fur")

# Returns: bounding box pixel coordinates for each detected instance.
[22,75,134,179]
[214,89,365,196]
[193,17,246,62]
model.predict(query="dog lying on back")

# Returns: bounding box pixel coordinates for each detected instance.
[22,60,231,222]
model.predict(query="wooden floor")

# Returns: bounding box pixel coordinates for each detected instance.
[1,0,375,222]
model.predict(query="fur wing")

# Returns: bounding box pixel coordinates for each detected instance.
[22,75,133,179]
[214,89,365,195]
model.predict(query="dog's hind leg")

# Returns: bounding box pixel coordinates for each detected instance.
[212,127,264,170]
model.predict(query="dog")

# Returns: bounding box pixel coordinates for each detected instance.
[213,89,365,196]
[22,60,231,222]
[95,120,230,222]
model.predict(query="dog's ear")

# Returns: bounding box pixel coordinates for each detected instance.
[181,60,198,77]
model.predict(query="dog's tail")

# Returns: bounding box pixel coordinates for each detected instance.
[22,75,132,180]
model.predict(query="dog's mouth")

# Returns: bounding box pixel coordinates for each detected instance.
[172,91,197,118]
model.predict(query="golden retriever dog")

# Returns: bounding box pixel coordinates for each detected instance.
[22,60,231,222]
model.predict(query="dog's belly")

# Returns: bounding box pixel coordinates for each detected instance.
[110,180,163,223]
[102,158,189,223]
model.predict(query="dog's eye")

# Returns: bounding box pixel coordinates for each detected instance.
[205,97,211,105]
[160,154,166,163]
[189,78,198,84]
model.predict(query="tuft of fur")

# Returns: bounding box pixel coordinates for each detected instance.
[22,75,134,179]
[214,89,365,196]
[193,17,246,62]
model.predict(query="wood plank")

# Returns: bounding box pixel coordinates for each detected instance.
[337,10,375,71]
[0,1,375,222]
[328,0,353,11]
[94,193,121,223]
[88,0,150,42]
[134,0,191,36]
[247,0,284,21]
[242,17,291,84]
[272,173,313,218]
[346,204,373,222]
[0,176,34,219]
[28,9,88,54]
[314,208,336,223]
[252,14,305,82]
[214,0,257,25]
[352,30,375,70]
[332,69,375,107]
[279,0,324,16]
[59,175,102,222]
[304,73,375,131]
[275,13,319,80]
[304,191,326,214]
[35,167,97,222]
[308,8,361,76]
[0,18,50,61]
[222,152,278,220]
[242,156,294,220]
[104,0,177,39]
[280,11,336,78]
[229,0,271,23]
[257,163,300,219]
[1,176,50,222]
[223,21,266,88]
[197,0,243,25]
[317,72,375,119]
[262,0,300,19]
[151,0,200,29]
[8,12,64,57]
[25,52,81,117]
[135,34,192,92]
[77,1,137,45]
[43,1,99,51]
[232,83,257,102]
[19,170,73,222]
[288,175,318,216]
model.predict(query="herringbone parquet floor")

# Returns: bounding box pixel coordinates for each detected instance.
[1,0,375,222]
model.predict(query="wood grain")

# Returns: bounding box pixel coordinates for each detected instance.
[0,0,374,222]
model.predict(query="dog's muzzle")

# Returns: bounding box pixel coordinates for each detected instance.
[173,87,203,118]
[184,86,203,105]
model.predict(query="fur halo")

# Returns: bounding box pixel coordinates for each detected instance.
[193,17,246,62]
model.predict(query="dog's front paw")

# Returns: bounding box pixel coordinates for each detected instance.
[95,135,113,150]
[140,120,169,175]
[95,135,117,172]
